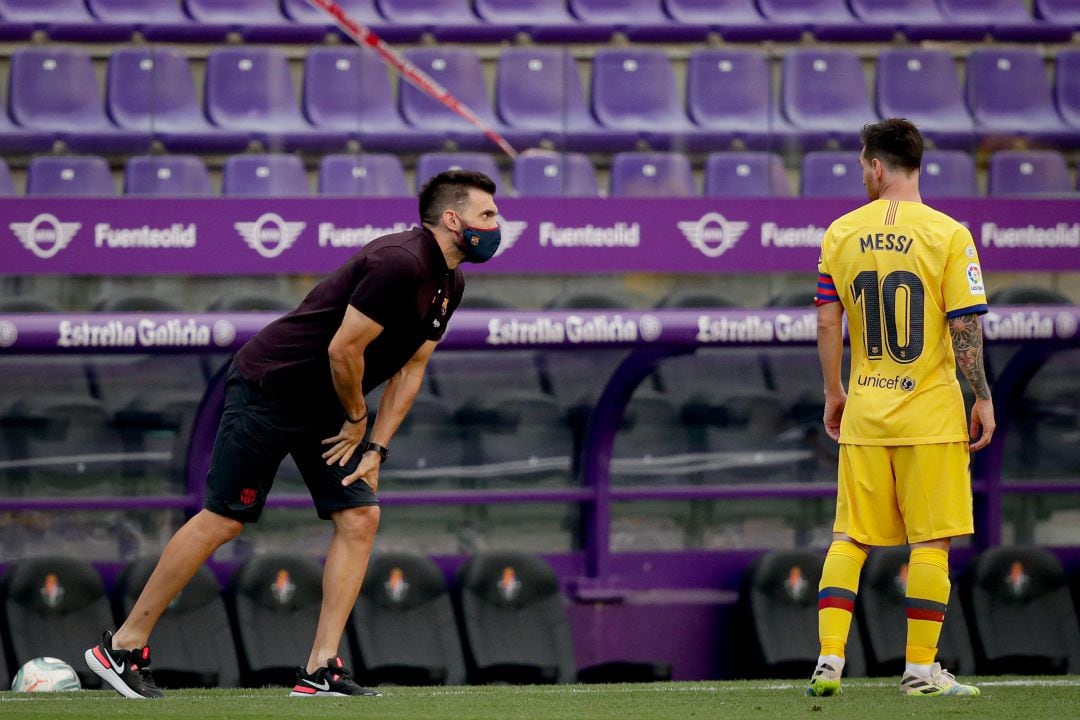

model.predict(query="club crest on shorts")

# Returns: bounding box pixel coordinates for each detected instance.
[239,487,258,506]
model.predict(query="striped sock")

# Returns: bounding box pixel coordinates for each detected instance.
[817,540,867,658]
[905,547,950,666]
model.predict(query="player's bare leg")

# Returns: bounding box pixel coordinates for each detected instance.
[291,505,382,698]
[86,509,242,698]
[114,509,243,649]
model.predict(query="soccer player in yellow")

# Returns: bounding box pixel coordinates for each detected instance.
[807,119,995,698]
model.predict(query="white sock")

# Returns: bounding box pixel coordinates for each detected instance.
[905,662,933,679]
[818,654,845,674]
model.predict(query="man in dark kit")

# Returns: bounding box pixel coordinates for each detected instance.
[86,170,502,699]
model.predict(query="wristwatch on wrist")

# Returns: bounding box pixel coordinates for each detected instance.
[365,441,389,464]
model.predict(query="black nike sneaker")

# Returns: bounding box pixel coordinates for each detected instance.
[289,657,381,697]
[84,631,164,699]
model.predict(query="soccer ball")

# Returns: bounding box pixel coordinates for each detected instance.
[11,657,82,692]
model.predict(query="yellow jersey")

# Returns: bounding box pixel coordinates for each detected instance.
[816,199,988,445]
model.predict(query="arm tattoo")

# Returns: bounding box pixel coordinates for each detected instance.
[949,313,991,400]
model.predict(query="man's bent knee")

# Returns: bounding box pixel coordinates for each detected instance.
[332,505,380,540]
[196,508,245,543]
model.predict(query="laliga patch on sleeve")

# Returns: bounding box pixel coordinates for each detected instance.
[967,263,984,295]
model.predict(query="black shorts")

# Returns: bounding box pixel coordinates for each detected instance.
[204,366,378,523]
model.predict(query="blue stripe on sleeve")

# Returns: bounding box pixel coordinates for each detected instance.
[946,304,989,319]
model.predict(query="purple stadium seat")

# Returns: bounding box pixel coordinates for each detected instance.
[781,49,877,150]
[513,152,599,196]
[756,0,893,40]
[988,151,1072,196]
[377,0,515,41]
[664,0,803,41]
[0,111,55,154]
[0,4,33,40]
[1036,0,1080,25]
[0,0,132,41]
[206,48,348,153]
[304,47,435,153]
[920,150,977,198]
[282,0,422,41]
[1056,50,1080,130]
[966,48,1075,147]
[705,152,789,197]
[8,48,151,154]
[496,48,633,152]
[0,159,15,195]
[107,48,249,153]
[591,49,696,149]
[87,0,228,41]
[938,0,1071,41]
[569,0,708,41]
[474,0,614,42]
[800,151,864,198]
[687,50,773,151]
[184,0,324,42]
[400,48,525,152]
[416,153,501,189]
[26,156,116,196]
[222,155,311,197]
[318,154,410,196]
[610,152,697,197]
[125,153,213,195]
[848,0,984,40]
[875,49,974,150]
[124,155,213,196]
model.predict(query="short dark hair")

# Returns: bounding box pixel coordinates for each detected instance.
[860,118,923,173]
[418,170,497,226]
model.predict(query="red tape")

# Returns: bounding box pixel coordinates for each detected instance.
[305,0,518,159]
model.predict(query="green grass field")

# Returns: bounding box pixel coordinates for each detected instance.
[3,678,1080,720]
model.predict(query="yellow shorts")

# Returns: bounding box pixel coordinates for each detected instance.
[834,442,974,545]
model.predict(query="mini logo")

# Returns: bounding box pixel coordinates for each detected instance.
[213,320,237,347]
[271,569,295,605]
[239,487,258,506]
[784,565,807,601]
[40,572,65,608]
[498,566,521,602]
[678,212,749,258]
[639,314,662,342]
[894,563,909,595]
[1007,561,1028,597]
[966,262,985,295]
[385,567,410,603]
[900,377,916,392]
[0,320,16,347]
[492,215,527,258]
[965,245,976,258]
[11,213,81,259]
[235,213,305,258]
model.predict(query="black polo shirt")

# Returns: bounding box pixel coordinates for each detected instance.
[233,226,463,414]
